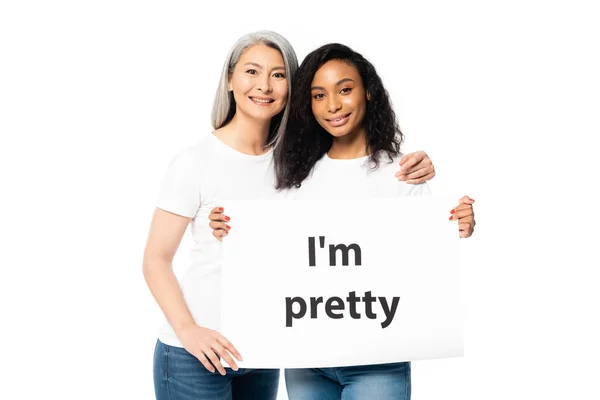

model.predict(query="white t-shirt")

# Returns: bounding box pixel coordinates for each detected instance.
[290,152,431,199]
[155,140,426,347]
[155,133,280,347]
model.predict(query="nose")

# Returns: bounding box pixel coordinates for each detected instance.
[257,75,272,93]
[328,96,341,113]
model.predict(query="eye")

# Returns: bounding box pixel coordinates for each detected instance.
[246,69,258,75]
[340,88,352,94]
[273,72,286,78]
[312,93,325,100]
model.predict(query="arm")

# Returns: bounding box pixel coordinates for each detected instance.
[143,208,241,374]
[143,208,196,340]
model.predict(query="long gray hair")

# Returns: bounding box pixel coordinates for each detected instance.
[211,31,298,147]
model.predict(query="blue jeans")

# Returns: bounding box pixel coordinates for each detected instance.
[153,339,280,400]
[285,362,411,400]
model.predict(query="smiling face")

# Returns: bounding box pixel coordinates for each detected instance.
[310,59,368,140]
[228,44,288,122]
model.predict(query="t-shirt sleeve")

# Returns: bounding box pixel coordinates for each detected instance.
[400,181,432,197]
[156,147,202,218]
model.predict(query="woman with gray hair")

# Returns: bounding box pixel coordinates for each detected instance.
[143,30,435,399]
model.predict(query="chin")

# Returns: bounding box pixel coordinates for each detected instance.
[251,109,281,121]
[328,128,352,138]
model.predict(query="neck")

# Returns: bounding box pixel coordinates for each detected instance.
[327,128,369,159]
[214,113,272,156]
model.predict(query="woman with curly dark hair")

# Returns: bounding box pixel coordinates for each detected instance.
[276,43,475,399]
[274,43,404,190]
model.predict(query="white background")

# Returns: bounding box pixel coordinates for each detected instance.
[1,0,598,399]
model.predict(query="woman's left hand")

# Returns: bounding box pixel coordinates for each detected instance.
[208,206,230,241]
[395,151,435,184]
[450,196,475,238]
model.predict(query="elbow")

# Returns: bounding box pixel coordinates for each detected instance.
[142,254,169,281]
[142,258,154,283]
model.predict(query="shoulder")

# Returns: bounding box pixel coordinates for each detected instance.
[167,135,215,169]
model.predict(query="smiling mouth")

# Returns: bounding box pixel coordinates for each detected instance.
[249,96,275,105]
[325,113,351,127]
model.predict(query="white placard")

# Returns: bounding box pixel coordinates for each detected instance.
[221,198,463,368]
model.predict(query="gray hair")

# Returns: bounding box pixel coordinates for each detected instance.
[211,31,299,147]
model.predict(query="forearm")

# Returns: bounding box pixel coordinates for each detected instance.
[143,259,196,335]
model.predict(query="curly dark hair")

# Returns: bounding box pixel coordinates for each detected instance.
[274,43,404,189]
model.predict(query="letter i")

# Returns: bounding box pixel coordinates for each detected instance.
[309,237,316,266]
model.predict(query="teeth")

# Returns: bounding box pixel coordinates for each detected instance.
[251,98,273,103]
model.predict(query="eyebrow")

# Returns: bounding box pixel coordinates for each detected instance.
[244,62,285,71]
[311,78,355,91]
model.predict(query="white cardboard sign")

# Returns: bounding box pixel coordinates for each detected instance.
[220,198,463,368]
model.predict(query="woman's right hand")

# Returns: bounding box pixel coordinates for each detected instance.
[209,206,230,241]
[177,323,242,375]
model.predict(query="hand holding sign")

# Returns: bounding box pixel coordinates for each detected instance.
[449,196,476,238]
[208,206,230,241]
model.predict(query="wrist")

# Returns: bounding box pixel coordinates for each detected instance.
[173,319,197,336]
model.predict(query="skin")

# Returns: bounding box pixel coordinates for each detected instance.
[310,59,370,158]
[210,60,475,239]
[217,44,289,155]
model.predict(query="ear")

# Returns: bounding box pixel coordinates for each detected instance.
[366,91,371,101]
